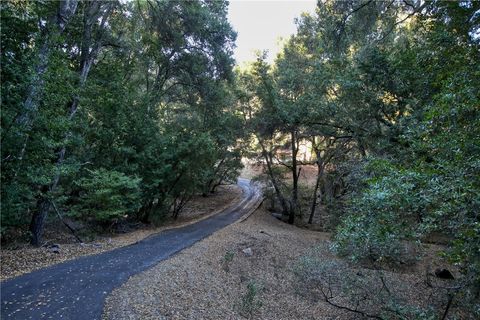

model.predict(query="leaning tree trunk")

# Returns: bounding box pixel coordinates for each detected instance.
[259,139,290,216]
[16,0,78,164]
[30,2,113,246]
[27,1,80,247]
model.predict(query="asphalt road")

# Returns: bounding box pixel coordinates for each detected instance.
[1,178,261,320]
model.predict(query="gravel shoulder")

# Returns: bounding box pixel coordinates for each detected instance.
[1,185,242,281]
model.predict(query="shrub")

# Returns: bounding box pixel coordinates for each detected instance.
[222,250,235,272]
[237,280,263,319]
[332,155,480,316]
[73,169,141,224]
[293,250,441,320]
[332,163,425,265]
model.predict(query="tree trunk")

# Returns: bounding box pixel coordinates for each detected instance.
[308,158,324,224]
[29,2,113,245]
[30,61,89,246]
[205,157,226,194]
[30,195,51,246]
[289,130,299,224]
[16,0,79,161]
[357,136,367,157]
[210,179,223,194]
[138,201,154,224]
[258,138,289,215]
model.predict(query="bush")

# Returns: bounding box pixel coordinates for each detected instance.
[221,250,235,272]
[332,162,425,265]
[332,155,480,316]
[73,169,141,224]
[236,280,263,318]
[293,249,441,320]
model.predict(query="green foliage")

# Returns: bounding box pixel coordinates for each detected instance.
[241,0,479,317]
[73,169,141,223]
[332,161,423,264]
[224,250,235,263]
[237,280,263,318]
[221,250,235,272]
[1,2,478,317]
[1,0,242,243]
[330,1,479,313]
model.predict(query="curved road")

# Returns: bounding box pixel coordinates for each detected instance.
[1,178,261,320]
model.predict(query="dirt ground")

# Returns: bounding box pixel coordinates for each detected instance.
[0,185,242,281]
[103,204,455,320]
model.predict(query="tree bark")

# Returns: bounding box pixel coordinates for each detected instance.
[138,201,154,224]
[258,138,290,216]
[308,156,324,224]
[51,200,83,243]
[206,157,226,194]
[16,0,79,161]
[30,188,51,246]
[289,130,299,224]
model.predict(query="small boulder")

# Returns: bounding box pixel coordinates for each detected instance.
[242,247,253,257]
[47,244,60,254]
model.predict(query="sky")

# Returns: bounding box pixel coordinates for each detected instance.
[227,0,317,65]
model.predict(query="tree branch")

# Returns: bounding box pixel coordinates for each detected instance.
[50,201,83,243]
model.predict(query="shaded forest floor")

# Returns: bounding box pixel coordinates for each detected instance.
[0,185,242,281]
[103,204,455,320]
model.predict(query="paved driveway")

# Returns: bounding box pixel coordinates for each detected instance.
[1,178,261,320]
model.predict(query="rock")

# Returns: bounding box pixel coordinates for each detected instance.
[48,245,60,254]
[435,268,454,279]
[242,247,253,257]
